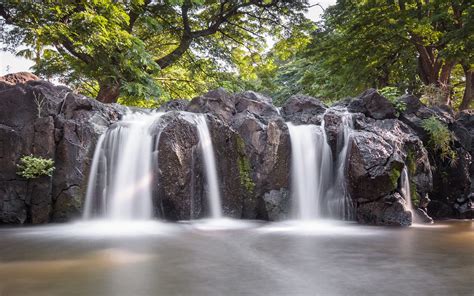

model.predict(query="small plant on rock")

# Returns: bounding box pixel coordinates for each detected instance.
[379,86,407,116]
[33,91,46,118]
[421,116,457,163]
[17,155,55,179]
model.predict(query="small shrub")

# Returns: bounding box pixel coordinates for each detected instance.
[420,84,448,106]
[379,86,406,116]
[17,155,55,179]
[421,116,456,163]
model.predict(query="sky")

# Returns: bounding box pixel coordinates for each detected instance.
[0,0,337,76]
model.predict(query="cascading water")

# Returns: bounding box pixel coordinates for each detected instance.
[193,114,223,219]
[400,166,414,213]
[83,112,164,220]
[288,109,354,221]
[326,112,354,220]
[287,123,333,220]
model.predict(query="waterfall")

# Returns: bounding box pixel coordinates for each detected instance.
[83,112,164,220]
[326,112,354,220]
[400,167,414,212]
[193,114,223,219]
[287,123,333,220]
[288,110,355,221]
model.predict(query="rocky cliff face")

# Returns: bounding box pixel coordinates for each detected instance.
[0,77,123,223]
[0,75,471,225]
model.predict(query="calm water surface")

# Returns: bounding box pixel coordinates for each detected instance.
[0,220,472,296]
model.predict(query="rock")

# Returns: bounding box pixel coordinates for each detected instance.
[155,112,202,220]
[234,91,279,118]
[230,112,291,219]
[281,94,327,124]
[0,72,39,85]
[347,131,401,201]
[0,78,123,224]
[207,115,247,218]
[157,99,189,112]
[414,208,433,224]
[262,189,290,221]
[186,88,236,121]
[347,113,433,225]
[349,88,397,120]
[402,106,472,219]
[400,94,422,114]
[357,193,412,226]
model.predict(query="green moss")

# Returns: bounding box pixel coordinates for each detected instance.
[406,148,419,207]
[389,167,401,189]
[236,136,255,193]
[410,182,420,207]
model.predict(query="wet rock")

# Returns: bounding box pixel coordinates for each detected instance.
[186,88,236,121]
[281,95,327,124]
[357,193,412,226]
[155,112,201,220]
[157,99,189,112]
[349,89,396,120]
[262,189,290,221]
[234,91,279,118]
[414,208,433,224]
[0,79,123,224]
[207,115,247,218]
[230,113,291,219]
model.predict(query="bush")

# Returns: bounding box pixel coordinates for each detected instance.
[379,86,406,116]
[17,155,55,179]
[420,84,448,106]
[421,116,456,163]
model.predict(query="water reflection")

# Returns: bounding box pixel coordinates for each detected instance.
[0,221,471,296]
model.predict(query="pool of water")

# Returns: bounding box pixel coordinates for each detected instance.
[0,220,472,296]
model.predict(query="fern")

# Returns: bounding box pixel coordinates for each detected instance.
[421,117,456,163]
[17,155,55,179]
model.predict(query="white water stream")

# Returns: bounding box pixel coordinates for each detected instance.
[83,112,164,220]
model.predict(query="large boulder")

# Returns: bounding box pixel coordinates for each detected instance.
[398,99,472,219]
[186,88,236,121]
[347,114,432,225]
[155,112,202,220]
[0,78,123,224]
[348,88,397,120]
[281,94,327,125]
[155,112,247,220]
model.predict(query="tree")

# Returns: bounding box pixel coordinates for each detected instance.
[255,0,473,109]
[0,0,309,103]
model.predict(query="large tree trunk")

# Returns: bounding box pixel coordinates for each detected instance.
[96,80,121,104]
[460,65,473,110]
[437,61,454,106]
[415,44,453,105]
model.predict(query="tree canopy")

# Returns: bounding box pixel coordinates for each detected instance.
[1,0,309,104]
[244,0,473,109]
[1,0,473,110]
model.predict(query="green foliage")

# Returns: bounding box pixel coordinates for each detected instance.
[17,155,55,179]
[379,87,406,116]
[1,1,310,103]
[421,117,457,163]
[244,1,473,108]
